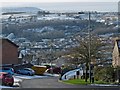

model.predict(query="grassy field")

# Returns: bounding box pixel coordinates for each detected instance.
[63,79,111,85]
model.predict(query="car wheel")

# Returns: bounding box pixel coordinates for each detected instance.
[9,83,13,87]
[2,81,6,86]
[27,73,31,76]
[17,71,20,74]
[2,79,6,85]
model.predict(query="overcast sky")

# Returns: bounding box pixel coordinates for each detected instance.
[0,0,119,12]
[0,0,119,2]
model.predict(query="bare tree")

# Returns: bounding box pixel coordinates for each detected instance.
[70,35,103,82]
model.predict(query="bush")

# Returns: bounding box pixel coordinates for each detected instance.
[94,66,114,82]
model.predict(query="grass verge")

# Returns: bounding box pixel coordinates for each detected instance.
[63,79,112,85]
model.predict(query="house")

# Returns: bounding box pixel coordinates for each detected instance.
[112,38,120,67]
[0,38,19,65]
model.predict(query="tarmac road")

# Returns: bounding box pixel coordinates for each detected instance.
[20,76,120,90]
[21,77,80,88]
[3,76,119,90]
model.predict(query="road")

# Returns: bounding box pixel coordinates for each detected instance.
[20,76,120,89]
[1,74,119,90]
[21,76,82,88]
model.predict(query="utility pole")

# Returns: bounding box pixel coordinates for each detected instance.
[88,12,92,83]
[78,11,92,82]
[50,39,54,74]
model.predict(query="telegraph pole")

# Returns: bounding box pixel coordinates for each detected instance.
[50,39,54,74]
[78,11,92,82]
[88,12,92,83]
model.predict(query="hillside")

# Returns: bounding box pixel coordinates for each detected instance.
[1,7,43,14]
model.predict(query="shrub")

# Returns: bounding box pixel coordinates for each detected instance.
[94,66,114,82]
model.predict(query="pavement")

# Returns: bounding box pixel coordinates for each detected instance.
[14,74,48,79]
[90,84,119,87]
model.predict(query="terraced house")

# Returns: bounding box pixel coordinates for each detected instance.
[0,38,19,65]
[112,38,120,67]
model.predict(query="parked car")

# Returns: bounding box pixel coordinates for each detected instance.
[0,72,14,86]
[47,67,61,74]
[17,68,35,76]
[0,67,14,75]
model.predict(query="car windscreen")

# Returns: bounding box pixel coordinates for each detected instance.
[4,74,12,78]
[2,68,10,70]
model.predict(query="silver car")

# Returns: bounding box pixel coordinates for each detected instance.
[17,68,35,76]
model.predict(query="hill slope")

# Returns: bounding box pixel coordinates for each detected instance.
[1,7,43,14]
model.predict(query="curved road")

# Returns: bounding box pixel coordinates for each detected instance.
[20,76,120,89]
[21,77,82,88]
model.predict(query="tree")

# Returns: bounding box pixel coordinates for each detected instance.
[71,35,103,82]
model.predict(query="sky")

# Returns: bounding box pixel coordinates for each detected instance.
[0,0,119,12]
[0,0,119,2]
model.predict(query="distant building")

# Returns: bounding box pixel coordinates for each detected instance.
[0,38,19,64]
[112,38,120,67]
